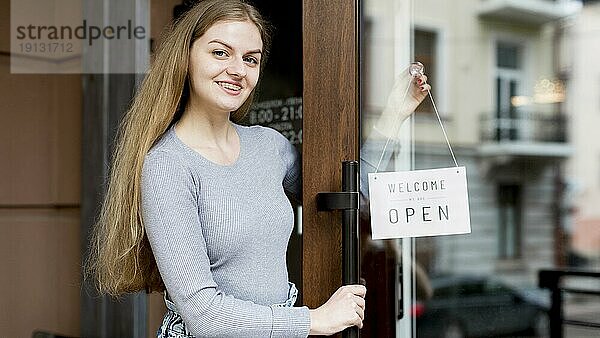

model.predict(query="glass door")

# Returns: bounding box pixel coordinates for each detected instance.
[359,0,570,337]
[301,0,577,337]
[360,1,415,337]
[364,0,576,337]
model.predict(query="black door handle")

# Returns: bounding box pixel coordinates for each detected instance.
[317,160,360,338]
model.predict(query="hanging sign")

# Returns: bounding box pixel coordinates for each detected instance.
[368,166,471,239]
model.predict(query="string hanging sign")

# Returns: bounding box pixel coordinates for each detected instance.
[368,62,471,239]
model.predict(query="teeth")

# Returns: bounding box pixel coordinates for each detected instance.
[218,82,241,91]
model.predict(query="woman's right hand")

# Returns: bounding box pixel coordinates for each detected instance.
[308,284,367,336]
[373,67,430,139]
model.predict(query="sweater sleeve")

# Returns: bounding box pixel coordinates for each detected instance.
[267,128,301,200]
[265,125,390,201]
[141,151,310,338]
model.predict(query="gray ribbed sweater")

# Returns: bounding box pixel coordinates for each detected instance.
[141,124,310,337]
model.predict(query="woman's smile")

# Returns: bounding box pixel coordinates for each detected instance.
[216,80,243,95]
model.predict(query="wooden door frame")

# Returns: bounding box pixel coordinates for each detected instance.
[302,0,360,311]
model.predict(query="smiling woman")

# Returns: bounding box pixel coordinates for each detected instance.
[175,20,264,165]
[84,0,368,337]
[183,21,262,129]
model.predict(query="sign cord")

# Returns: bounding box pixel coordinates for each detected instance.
[374,79,459,172]
[429,90,459,167]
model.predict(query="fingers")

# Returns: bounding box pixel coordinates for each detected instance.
[351,297,365,316]
[342,300,364,329]
[316,285,368,335]
[341,284,367,298]
[414,78,430,92]
[354,295,366,309]
[344,293,366,310]
[354,312,364,329]
[414,74,428,85]
[344,286,366,328]
[326,285,367,331]
[413,74,431,92]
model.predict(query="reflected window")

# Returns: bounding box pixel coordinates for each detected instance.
[497,43,521,69]
[498,184,522,259]
[495,42,524,141]
[414,29,437,114]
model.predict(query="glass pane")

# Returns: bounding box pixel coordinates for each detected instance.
[362,0,600,337]
[360,0,413,337]
[412,1,596,337]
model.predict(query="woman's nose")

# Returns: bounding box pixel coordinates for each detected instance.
[226,57,246,78]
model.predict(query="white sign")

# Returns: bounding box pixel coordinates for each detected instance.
[368,167,471,239]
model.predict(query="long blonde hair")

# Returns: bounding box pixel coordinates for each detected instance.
[86,0,272,296]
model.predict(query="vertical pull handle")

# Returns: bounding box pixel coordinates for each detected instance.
[316,160,360,338]
[341,161,359,287]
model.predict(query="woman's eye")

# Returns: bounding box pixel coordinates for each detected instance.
[212,50,228,58]
[243,56,259,65]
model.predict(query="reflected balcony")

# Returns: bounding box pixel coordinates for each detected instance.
[478,0,582,26]
[479,111,572,160]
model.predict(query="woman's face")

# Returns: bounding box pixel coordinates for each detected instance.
[187,20,263,115]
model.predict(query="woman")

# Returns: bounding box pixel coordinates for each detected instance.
[87,0,430,337]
